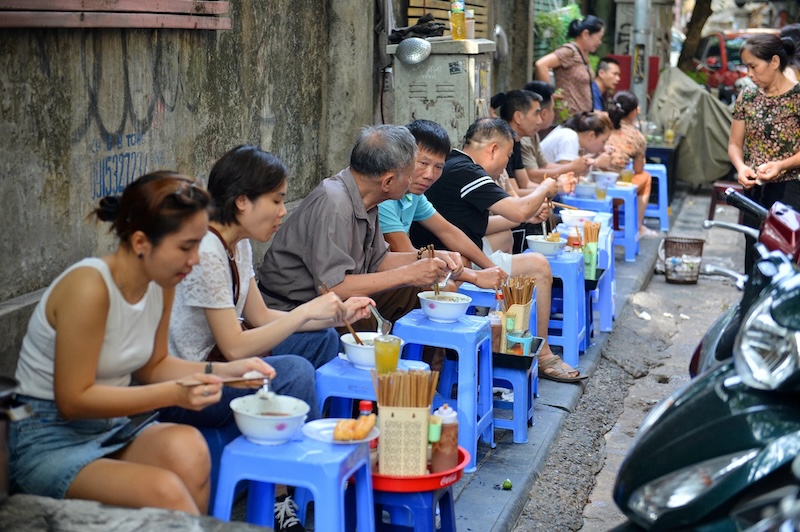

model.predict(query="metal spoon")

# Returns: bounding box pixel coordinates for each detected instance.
[256,377,275,401]
[369,305,392,335]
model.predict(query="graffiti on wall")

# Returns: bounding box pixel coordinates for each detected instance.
[90,134,166,199]
[71,31,199,145]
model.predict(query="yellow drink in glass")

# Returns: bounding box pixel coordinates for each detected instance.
[620,169,634,183]
[374,335,402,374]
[596,186,607,200]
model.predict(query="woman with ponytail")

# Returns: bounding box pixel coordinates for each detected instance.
[729,33,800,275]
[534,15,606,117]
[10,172,271,514]
[605,91,658,238]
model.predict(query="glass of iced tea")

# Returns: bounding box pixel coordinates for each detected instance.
[620,169,634,183]
[374,335,402,374]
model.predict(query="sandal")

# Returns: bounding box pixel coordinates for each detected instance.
[539,354,587,383]
[639,228,661,239]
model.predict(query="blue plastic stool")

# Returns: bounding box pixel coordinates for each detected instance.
[200,423,242,515]
[372,487,457,531]
[594,226,615,333]
[492,334,539,443]
[542,252,587,368]
[315,357,429,418]
[456,282,496,312]
[393,309,494,473]
[607,184,640,262]
[212,434,374,531]
[644,163,670,231]
[457,283,538,336]
[560,195,613,215]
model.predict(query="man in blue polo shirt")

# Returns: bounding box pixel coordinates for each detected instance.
[408,117,585,382]
[378,120,506,290]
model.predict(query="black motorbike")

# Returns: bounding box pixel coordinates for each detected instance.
[614,198,800,529]
[690,188,800,377]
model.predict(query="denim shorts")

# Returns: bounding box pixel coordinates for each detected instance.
[9,395,154,499]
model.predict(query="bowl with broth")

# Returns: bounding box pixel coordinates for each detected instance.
[526,235,567,257]
[230,394,310,445]
[418,291,472,323]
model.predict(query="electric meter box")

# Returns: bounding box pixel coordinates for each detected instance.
[387,38,496,148]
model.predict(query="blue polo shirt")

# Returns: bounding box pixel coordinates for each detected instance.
[378,193,437,235]
[592,80,606,111]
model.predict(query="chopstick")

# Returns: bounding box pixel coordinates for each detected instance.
[551,201,579,210]
[177,376,266,387]
[428,244,440,296]
[319,282,364,345]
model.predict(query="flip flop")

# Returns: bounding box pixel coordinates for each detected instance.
[639,228,661,239]
[539,354,588,383]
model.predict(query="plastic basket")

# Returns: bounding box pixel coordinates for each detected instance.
[659,237,705,284]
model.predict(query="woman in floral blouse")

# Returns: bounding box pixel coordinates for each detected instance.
[606,91,657,238]
[534,16,605,117]
[729,33,800,274]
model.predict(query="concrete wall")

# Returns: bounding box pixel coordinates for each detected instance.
[0,0,374,377]
[492,0,536,94]
[0,2,531,379]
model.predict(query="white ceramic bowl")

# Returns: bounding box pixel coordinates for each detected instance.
[590,170,618,189]
[560,209,598,227]
[418,291,472,323]
[230,394,310,445]
[574,181,596,199]
[341,332,405,370]
[526,235,567,256]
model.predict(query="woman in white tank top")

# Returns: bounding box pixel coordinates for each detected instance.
[10,172,272,514]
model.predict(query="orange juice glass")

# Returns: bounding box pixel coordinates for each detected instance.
[374,335,402,374]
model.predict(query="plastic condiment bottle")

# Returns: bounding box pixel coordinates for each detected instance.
[450,1,467,40]
[431,404,459,472]
[489,292,504,353]
[359,400,378,471]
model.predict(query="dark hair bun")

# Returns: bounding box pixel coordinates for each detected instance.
[96,196,121,222]
[783,36,797,57]
[490,92,507,109]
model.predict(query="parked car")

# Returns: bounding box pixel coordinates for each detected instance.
[691,28,778,104]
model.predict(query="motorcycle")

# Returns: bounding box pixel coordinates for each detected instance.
[614,211,800,529]
[689,188,800,377]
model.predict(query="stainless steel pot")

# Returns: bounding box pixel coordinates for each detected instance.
[0,376,19,503]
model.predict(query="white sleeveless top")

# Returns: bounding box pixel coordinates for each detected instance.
[15,258,164,400]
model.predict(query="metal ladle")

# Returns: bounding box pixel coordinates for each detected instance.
[395,37,431,65]
[369,305,392,335]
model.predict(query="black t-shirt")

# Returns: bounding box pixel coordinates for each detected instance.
[505,140,524,181]
[410,149,510,250]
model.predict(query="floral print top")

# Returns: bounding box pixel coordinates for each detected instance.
[732,84,800,183]
[553,44,594,116]
[605,122,646,173]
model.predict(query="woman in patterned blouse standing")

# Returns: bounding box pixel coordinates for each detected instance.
[729,33,800,275]
[534,15,606,118]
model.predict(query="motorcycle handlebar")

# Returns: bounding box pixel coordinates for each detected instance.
[725,187,768,220]
[702,220,760,240]
[700,263,747,289]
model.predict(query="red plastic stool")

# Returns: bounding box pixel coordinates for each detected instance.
[709,181,744,224]
[365,447,470,531]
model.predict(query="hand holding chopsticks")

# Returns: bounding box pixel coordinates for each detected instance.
[319,283,364,345]
[426,244,440,296]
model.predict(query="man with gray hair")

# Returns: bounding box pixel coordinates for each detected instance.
[259,125,462,330]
